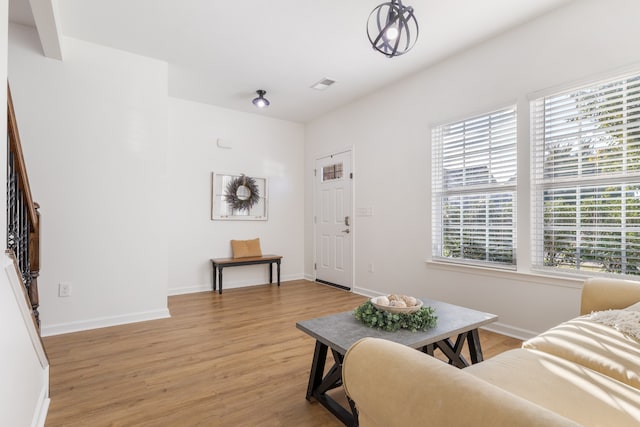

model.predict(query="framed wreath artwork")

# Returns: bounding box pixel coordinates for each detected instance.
[211,172,268,220]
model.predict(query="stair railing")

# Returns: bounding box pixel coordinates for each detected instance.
[7,85,41,329]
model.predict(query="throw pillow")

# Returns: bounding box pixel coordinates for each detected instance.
[231,238,262,258]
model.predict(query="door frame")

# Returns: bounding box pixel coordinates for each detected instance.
[313,147,355,291]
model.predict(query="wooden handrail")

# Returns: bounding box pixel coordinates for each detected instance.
[7,85,38,232]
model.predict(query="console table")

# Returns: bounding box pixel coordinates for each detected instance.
[210,255,282,294]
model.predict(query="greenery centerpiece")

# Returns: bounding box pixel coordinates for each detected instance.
[354,300,437,332]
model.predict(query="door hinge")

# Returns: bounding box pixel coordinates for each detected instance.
[350,172,353,179]
[314,263,317,270]
[314,169,317,176]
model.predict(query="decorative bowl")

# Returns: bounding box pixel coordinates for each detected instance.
[371,296,423,314]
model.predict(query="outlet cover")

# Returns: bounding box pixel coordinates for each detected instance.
[58,283,71,297]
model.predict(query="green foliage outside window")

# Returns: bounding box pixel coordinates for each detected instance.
[540,75,640,276]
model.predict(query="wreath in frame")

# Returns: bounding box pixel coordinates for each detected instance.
[224,174,261,211]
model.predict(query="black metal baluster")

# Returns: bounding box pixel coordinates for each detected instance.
[6,125,36,318]
[7,86,41,328]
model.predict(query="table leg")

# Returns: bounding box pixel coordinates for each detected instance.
[433,337,469,368]
[305,341,356,426]
[428,330,485,368]
[467,328,484,364]
[277,260,281,286]
[306,341,328,400]
[218,267,223,295]
[212,262,217,292]
[347,396,359,426]
[269,262,273,284]
[422,343,435,356]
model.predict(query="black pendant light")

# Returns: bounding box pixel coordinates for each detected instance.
[252,90,270,108]
[367,0,419,58]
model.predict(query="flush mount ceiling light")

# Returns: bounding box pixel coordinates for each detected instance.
[252,90,270,108]
[367,0,419,58]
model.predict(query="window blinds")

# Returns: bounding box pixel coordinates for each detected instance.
[531,72,640,276]
[432,107,517,267]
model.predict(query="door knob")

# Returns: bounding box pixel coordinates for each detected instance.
[342,229,350,234]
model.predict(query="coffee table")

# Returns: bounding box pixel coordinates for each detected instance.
[296,298,498,427]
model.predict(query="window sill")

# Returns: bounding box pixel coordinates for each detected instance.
[425,260,584,289]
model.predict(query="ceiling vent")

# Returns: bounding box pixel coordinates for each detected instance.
[311,78,336,91]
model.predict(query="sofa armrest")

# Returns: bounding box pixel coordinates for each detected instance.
[342,337,580,427]
[580,277,640,315]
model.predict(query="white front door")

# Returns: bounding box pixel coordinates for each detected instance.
[314,151,353,290]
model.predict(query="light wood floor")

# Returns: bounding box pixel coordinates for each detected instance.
[43,280,521,426]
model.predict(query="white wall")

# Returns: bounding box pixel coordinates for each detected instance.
[2,4,50,426]
[305,0,640,338]
[8,22,306,333]
[9,24,170,335]
[167,98,304,294]
[1,255,50,427]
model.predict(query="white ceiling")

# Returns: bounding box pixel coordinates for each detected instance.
[8,0,573,123]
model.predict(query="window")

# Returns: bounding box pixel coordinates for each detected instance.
[322,163,343,181]
[432,107,517,267]
[532,72,640,276]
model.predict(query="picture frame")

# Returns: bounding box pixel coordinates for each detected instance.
[211,172,268,220]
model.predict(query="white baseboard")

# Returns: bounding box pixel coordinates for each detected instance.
[168,273,304,296]
[351,286,383,298]
[168,284,211,296]
[482,322,538,341]
[32,377,50,427]
[43,274,307,335]
[41,308,171,337]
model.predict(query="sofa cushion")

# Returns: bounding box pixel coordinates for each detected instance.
[580,277,640,315]
[522,316,640,389]
[466,348,640,426]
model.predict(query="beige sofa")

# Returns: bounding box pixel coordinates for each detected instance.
[342,278,640,426]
